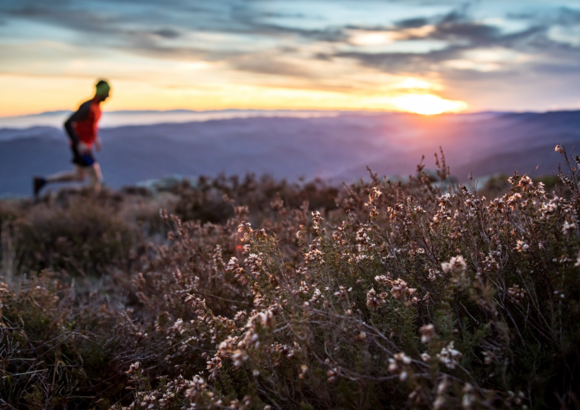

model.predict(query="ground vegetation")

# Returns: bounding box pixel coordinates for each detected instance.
[0,150,579,409]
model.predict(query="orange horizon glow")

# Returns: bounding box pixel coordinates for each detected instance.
[390,94,469,115]
[2,1,578,120]
[0,74,469,117]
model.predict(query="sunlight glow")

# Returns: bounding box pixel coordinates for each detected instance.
[390,94,468,115]
[0,75,468,117]
[392,77,438,91]
[349,26,435,46]
[349,31,397,46]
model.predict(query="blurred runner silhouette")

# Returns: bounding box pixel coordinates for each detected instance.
[33,80,111,197]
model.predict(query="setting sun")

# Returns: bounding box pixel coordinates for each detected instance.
[390,94,468,115]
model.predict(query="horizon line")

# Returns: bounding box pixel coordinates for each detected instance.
[2,107,580,120]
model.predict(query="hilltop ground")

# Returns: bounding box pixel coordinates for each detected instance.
[1,151,580,409]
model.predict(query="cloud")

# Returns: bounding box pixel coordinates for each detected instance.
[395,17,429,29]
[326,4,580,78]
[331,47,462,73]
[228,54,314,77]
[152,28,181,39]
[419,8,547,47]
[0,0,352,67]
[1,1,347,41]
[1,0,579,112]
[509,6,580,26]
[555,6,580,25]
[431,20,501,45]
[3,3,125,37]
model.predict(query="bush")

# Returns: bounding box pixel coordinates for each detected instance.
[173,173,338,225]
[118,153,580,409]
[0,202,20,277]
[0,275,130,408]
[2,151,580,409]
[9,189,140,276]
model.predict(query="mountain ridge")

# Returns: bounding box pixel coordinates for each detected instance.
[1,111,578,197]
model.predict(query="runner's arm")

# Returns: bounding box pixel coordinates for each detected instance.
[63,101,91,145]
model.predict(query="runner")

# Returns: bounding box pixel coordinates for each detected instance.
[33,80,111,197]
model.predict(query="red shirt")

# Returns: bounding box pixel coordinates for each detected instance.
[68,98,102,147]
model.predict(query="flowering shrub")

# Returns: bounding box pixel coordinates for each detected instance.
[2,190,142,276]
[172,173,338,225]
[1,148,580,409]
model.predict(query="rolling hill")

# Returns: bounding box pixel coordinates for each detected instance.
[0,110,578,196]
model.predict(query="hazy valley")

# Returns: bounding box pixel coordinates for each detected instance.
[1,110,579,196]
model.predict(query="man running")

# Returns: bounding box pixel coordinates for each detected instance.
[33,79,111,197]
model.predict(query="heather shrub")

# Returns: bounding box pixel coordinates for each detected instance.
[481,174,564,198]
[113,151,580,409]
[0,274,131,408]
[11,190,139,275]
[173,173,338,225]
[0,203,20,277]
[0,202,18,225]
[2,150,580,409]
[118,191,177,237]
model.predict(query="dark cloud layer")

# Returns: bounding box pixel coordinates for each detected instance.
[153,28,181,39]
[0,0,579,94]
[395,17,429,29]
[327,5,580,83]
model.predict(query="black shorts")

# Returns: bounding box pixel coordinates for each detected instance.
[71,145,96,167]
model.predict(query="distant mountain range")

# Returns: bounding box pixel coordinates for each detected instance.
[0,110,579,197]
[0,109,344,129]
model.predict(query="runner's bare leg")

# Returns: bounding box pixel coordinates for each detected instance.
[45,166,86,183]
[87,163,103,192]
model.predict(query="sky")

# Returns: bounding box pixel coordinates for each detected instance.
[1,0,580,116]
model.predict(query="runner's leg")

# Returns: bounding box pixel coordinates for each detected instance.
[45,166,86,183]
[87,163,103,192]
